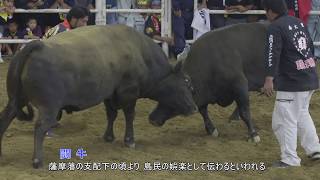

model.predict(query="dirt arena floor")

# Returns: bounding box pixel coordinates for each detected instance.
[0,60,320,180]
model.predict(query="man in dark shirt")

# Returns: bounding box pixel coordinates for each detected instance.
[172,0,194,57]
[262,0,320,168]
[225,0,254,25]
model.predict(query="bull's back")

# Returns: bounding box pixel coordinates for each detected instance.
[44,25,170,81]
[184,22,268,88]
[21,26,149,108]
[43,25,147,69]
[21,25,170,108]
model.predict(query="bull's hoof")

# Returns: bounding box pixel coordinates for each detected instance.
[32,158,43,169]
[103,135,115,143]
[211,128,219,137]
[205,123,216,136]
[124,137,135,148]
[149,119,164,127]
[125,142,136,149]
[247,135,261,143]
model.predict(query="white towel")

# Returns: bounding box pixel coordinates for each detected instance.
[191,8,211,40]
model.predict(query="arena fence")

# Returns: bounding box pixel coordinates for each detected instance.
[1,0,320,56]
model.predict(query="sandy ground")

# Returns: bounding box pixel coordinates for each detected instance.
[0,60,320,180]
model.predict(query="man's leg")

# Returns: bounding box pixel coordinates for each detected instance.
[297,91,320,157]
[172,14,186,57]
[183,11,194,40]
[272,91,301,166]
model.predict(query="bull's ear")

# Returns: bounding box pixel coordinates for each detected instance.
[173,60,183,73]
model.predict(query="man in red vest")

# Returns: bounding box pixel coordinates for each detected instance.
[43,6,89,39]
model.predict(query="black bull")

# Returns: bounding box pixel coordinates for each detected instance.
[0,25,197,168]
[150,22,269,143]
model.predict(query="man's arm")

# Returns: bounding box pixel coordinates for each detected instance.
[266,25,282,77]
[43,25,59,39]
[263,25,283,96]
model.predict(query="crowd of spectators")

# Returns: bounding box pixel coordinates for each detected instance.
[0,0,319,61]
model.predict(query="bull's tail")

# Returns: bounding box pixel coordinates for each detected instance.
[6,40,43,122]
[0,40,43,153]
[0,101,18,156]
[0,41,43,154]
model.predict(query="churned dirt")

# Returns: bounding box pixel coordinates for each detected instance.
[0,60,320,180]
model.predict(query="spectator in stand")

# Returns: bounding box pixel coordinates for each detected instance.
[247,0,266,22]
[130,0,147,33]
[0,0,15,63]
[26,0,45,9]
[172,0,194,58]
[14,0,45,34]
[192,0,211,40]
[201,0,225,30]
[106,0,118,24]
[144,0,173,45]
[43,5,89,39]
[308,0,320,59]
[150,0,160,9]
[117,0,135,25]
[40,0,75,34]
[177,0,194,40]
[74,0,94,24]
[48,0,75,20]
[21,17,42,39]
[48,0,74,9]
[2,18,23,56]
[177,0,209,61]
[225,0,254,25]
[74,0,92,8]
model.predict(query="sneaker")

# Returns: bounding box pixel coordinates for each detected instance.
[308,152,320,161]
[272,161,291,168]
[0,57,4,63]
[177,44,191,61]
